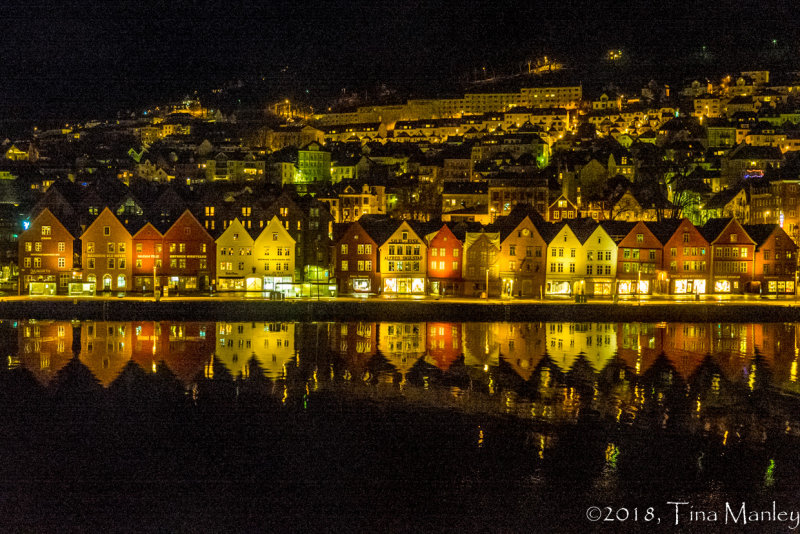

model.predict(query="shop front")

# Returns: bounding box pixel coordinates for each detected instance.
[263,276,293,296]
[545,280,573,296]
[672,278,707,295]
[712,278,734,294]
[167,276,199,292]
[429,279,461,296]
[587,278,614,296]
[348,276,372,294]
[617,279,651,295]
[68,282,96,297]
[766,279,795,295]
[218,277,247,291]
[383,276,426,295]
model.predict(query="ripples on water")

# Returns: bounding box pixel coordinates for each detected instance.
[4,319,800,531]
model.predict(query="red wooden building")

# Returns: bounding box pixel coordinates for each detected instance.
[744,224,798,295]
[701,218,755,294]
[132,223,164,293]
[663,218,711,295]
[425,224,464,296]
[18,208,75,295]
[334,218,393,295]
[161,210,216,292]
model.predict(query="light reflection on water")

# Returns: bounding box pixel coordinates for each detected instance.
[7,319,800,420]
[4,319,800,528]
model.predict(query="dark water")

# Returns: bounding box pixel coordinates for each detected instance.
[3,319,800,532]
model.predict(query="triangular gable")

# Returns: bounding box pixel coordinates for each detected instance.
[29,208,74,240]
[253,215,296,245]
[216,217,253,245]
[163,209,213,241]
[132,222,163,240]
[80,207,131,240]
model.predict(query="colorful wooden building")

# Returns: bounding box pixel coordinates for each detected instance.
[215,218,254,291]
[18,208,75,295]
[132,223,164,293]
[161,209,215,292]
[425,224,464,296]
[80,207,133,292]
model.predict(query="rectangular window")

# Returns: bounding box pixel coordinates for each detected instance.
[509,245,516,256]
[108,243,115,253]
[42,225,51,236]
[35,242,41,252]
[341,244,348,255]
[453,248,458,257]
[58,257,65,268]
[108,258,115,269]
[119,259,126,269]
[341,260,348,271]
[358,261,364,271]
[103,226,110,236]
[179,259,186,269]
[452,261,458,270]
[118,243,126,253]
[365,244,372,254]
[136,259,142,268]
[33,258,41,268]
[587,265,593,275]
[366,261,372,271]
[636,233,643,243]
[57,242,65,252]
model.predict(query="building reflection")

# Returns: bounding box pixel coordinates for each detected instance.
[215,322,296,379]
[10,319,800,420]
[17,320,74,385]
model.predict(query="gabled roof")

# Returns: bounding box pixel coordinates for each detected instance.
[132,222,163,240]
[741,224,778,249]
[704,186,745,209]
[698,217,746,243]
[493,203,547,241]
[357,215,402,246]
[644,219,684,245]
[598,220,637,242]
[80,207,130,240]
[564,218,598,244]
[727,144,783,161]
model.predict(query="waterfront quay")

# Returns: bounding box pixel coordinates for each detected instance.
[3,294,800,322]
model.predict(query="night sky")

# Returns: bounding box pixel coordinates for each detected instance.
[0,1,798,132]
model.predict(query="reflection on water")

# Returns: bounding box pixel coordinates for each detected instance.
[9,319,800,409]
[5,319,800,530]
